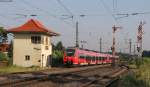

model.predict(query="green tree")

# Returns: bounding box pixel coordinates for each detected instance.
[51,41,65,66]
[7,41,13,65]
[51,43,56,51]
[0,27,7,44]
[55,41,64,51]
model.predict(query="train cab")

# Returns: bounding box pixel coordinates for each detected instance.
[63,48,78,65]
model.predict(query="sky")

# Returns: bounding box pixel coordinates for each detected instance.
[0,0,150,53]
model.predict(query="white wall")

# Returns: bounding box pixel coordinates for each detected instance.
[41,35,52,67]
[13,33,52,67]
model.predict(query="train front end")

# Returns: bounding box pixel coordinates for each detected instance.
[63,48,77,66]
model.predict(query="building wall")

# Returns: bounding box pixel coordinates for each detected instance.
[13,33,52,67]
[40,35,52,67]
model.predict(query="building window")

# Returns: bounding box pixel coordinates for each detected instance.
[25,55,30,61]
[45,46,49,50]
[31,36,41,44]
[45,37,48,45]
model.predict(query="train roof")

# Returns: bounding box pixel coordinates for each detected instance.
[66,47,109,54]
[66,47,99,52]
[66,47,119,58]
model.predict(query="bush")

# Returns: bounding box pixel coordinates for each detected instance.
[51,50,63,66]
[0,52,8,61]
[120,57,150,87]
[121,74,148,87]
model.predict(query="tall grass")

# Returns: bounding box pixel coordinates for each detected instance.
[120,57,150,87]
[0,65,41,74]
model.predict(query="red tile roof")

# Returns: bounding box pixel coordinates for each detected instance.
[7,19,59,36]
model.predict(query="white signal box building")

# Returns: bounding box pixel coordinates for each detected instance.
[7,19,59,67]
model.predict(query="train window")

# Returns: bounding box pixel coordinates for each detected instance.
[86,56,88,59]
[87,56,90,60]
[66,49,75,56]
[98,57,100,60]
[99,57,101,60]
[96,57,99,60]
[79,54,84,59]
[101,57,104,60]
[100,57,102,60]
[86,56,90,60]
[89,56,92,60]
[80,56,84,58]
[92,56,95,60]
[102,57,105,60]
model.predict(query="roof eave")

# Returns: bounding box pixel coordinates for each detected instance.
[7,31,60,36]
[47,32,60,36]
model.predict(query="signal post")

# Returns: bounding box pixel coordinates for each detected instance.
[111,25,121,67]
[137,21,145,64]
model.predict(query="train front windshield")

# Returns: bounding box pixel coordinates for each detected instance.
[66,49,75,56]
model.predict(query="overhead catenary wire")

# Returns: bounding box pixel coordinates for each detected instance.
[56,0,76,27]
[113,0,117,12]
[58,14,106,21]
[113,0,119,15]
[0,12,24,25]
[21,0,57,18]
[56,0,73,16]
[0,0,28,24]
[97,0,118,24]
[116,11,150,19]
[20,0,74,27]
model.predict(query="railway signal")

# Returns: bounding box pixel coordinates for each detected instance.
[129,39,132,54]
[111,25,121,67]
[137,21,145,57]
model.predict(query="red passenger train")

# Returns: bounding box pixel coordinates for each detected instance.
[63,47,118,66]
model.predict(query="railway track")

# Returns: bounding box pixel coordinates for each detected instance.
[80,66,128,87]
[27,66,127,87]
[0,64,128,87]
[0,64,110,87]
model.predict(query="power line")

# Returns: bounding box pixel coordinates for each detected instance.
[116,11,150,19]
[59,14,105,20]
[21,0,74,27]
[56,0,73,16]
[0,13,23,24]
[113,0,117,12]
[98,0,118,23]
[21,0,57,18]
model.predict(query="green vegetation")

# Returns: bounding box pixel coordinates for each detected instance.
[120,74,148,87]
[0,65,42,74]
[0,52,8,61]
[52,50,63,66]
[0,27,7,44]
[51,41,64,66]
[120,57,150,87]
[7,40,13,65]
